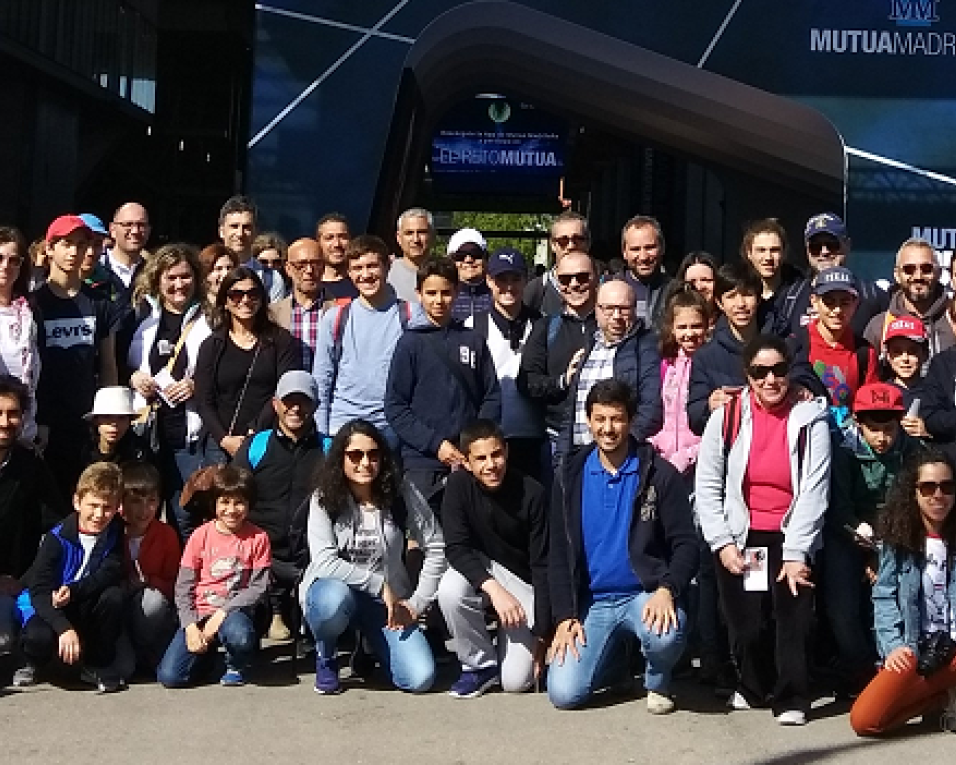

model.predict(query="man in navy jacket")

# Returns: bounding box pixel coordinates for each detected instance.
[547,379,698,713]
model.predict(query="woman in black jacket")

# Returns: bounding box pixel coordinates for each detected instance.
[194,267,299,465]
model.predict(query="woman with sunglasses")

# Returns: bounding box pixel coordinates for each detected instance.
[300,418,445,695]
[696,334,830,726]
[194,266,299,466]
[0,226,39,443]
[851,448,956,735]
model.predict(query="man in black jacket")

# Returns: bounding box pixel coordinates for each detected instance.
[233,370,323,641]
[919,343,956,446]
[0,376,69,655]
[547,379,698,713]
[437,420,549,699]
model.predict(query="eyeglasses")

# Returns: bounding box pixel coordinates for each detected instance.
[288,259,322,272]
[917,480,956,497]
[452,250,486,263]
[807,237,842,256]
[597,304,633,316]
[0,253,23,268]
[113,221,149,230]
[345,448,381,464]
[747,361,789,380]
[226,287,262,303]
[552,234,587,248]
[556,271,592,287]
[899,263,935,277]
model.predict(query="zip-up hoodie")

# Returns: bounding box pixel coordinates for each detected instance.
[384,315,501,471]
[17,513,124,633]
[863,286,955,359]
[649,350,699,474]
[298,479,446,617]
[550,439,699,625]
[829,424,916,535]
[695,392,831,563]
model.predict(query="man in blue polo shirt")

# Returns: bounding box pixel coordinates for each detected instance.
[547,378,698,713]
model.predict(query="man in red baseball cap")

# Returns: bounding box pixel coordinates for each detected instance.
[33,215,121,496]
[826,380,918,696]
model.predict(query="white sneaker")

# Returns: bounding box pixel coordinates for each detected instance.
[727,691,752,710]
[775,709,807,726]
[646,690,676,715]
[12,664,36,688]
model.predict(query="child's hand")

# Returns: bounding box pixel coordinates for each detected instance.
[185,623,209,654]
[901,416,928,439]
[58,629,81,664]
[52,586,71,609]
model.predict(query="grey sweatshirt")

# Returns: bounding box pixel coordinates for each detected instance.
[298,479,446,616]
[694,392,831,563]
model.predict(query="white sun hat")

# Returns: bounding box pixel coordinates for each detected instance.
[84,386,137,420]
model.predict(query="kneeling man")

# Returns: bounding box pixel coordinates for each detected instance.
[548,378,698,712]
[438,420,549,698]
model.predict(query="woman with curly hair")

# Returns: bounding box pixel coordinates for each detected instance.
[127,243,211,539]
[851,448,956,735]
[299,418,445,695]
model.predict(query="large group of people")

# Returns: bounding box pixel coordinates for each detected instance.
[1,198,956,740]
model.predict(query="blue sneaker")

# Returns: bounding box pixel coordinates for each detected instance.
[314,656,341,695]
[448,667,499,699]
[220,669,245,687]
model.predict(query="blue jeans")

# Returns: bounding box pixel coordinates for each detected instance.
[160,441,205,541]
[304,578,435,693]
[547,591,687,709]
[157,610,258,688]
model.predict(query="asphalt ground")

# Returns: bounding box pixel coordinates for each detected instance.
[2,644,954,765]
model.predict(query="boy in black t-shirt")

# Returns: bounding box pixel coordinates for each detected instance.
[32,215,120,496]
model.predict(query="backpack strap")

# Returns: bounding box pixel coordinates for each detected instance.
[854,343,871,392]
[331,299,354,364]
[247,430,272,471]
[796,424,809,483]
[398,299,412,329]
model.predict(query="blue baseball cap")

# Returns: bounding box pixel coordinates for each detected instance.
[78,213,108,237]
[487,247,528,278]
[813,266,858,297]
[804,212,848,242]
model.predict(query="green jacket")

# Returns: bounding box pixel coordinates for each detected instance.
[828,426,916,536]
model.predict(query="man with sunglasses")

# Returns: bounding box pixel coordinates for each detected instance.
[448,228,493,322]
[518,251,598,462]
[864,237,954,360]
[523,211,590,317]
[234,370,323,641]
[773,213,888,338]
[621,215,674,329]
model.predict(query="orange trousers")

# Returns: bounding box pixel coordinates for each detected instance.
[850,654,956,735]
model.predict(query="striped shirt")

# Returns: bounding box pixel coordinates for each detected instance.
[290,297,323,370]
[573,331,619,445]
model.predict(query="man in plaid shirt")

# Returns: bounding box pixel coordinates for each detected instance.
[271,238,327,369]
[562,279,662,460]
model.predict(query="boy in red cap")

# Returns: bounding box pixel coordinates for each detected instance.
[880,316,928,439]
[31,215,121,497]
[825,381,918,696]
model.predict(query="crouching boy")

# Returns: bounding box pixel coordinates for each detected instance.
[13,462,126,692]
[437,419,550,698]
[117,461,180,676]
[157,466,271,688]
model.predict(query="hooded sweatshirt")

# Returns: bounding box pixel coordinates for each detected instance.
[384,314,501,471]
[650,350,700,474]
[864,286,955,360]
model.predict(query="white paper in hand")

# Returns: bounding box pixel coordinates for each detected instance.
[743,546,769,592]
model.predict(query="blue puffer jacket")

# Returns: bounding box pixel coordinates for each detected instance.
[872,542,956,658]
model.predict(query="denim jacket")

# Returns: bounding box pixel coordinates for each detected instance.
[873,542,956,658]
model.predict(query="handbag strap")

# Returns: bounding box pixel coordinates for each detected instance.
[165,316,199,375]
[226,340,262,437]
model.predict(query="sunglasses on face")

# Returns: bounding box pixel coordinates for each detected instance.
[808,237,842,256]
[552,234,587,249]
[747,361,789,380]
[226,287,262,303]
[917,480,956,497]
[899,263,935,277]
[345,448,381,464]
[557,271,592,287]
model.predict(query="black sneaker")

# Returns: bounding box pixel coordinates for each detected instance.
[80,666,125,694]
[448,667,500,699]
[349,641,377,681]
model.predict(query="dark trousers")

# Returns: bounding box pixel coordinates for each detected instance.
[715,530,814,714]
[20,585,124,669]
[44,423,91,499]
[506,437,547,484]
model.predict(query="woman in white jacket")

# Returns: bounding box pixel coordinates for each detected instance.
[127,244,211,539]
[300,418,445,696]
[695,334,830,726]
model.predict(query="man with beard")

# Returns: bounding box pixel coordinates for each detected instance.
[864,238,954,360]
[316,213,358,300]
